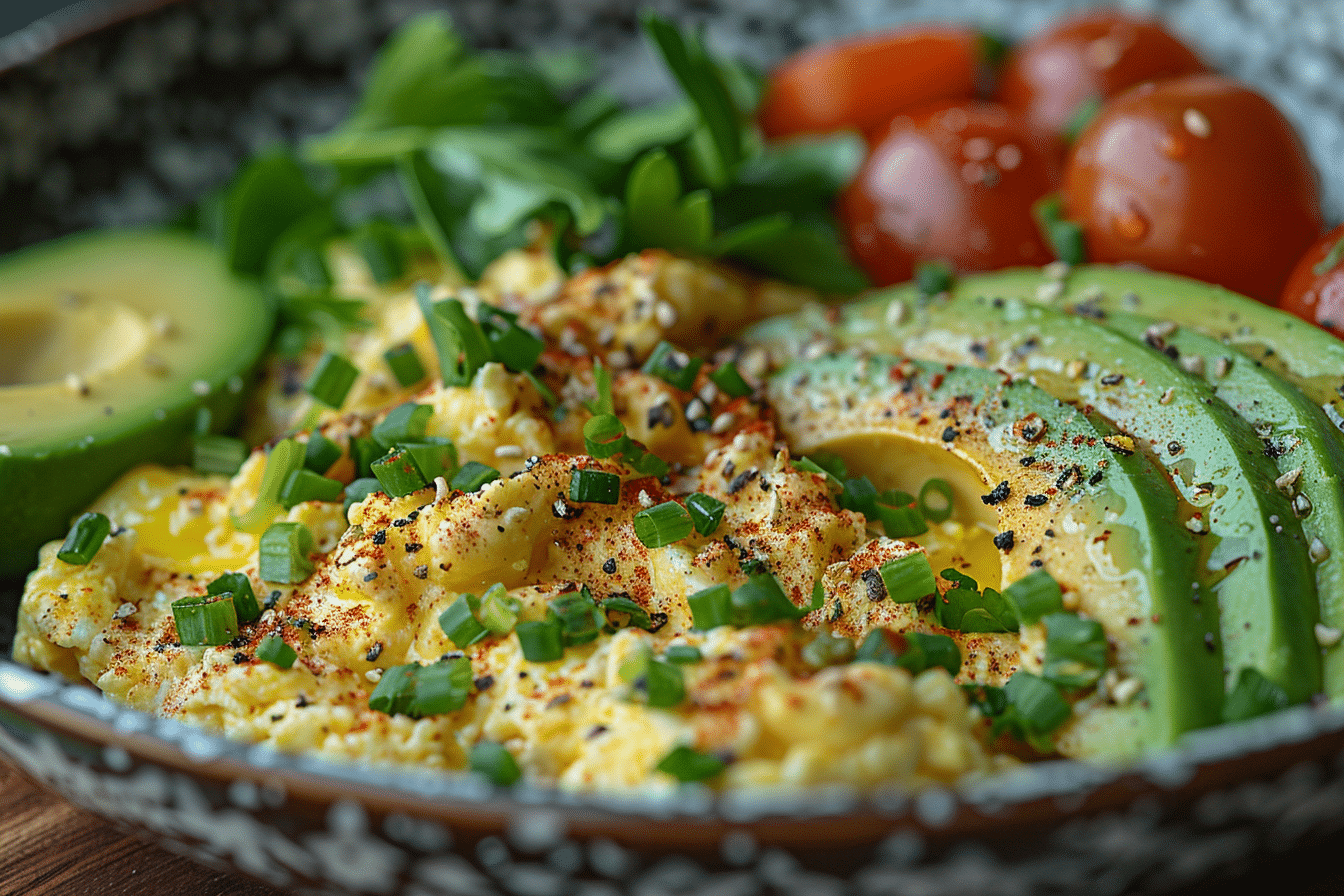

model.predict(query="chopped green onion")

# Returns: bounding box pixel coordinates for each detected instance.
[730,573,803,625]
[915,260,955,297]
[855,630,961,676]
[372,448,430,498]
[343,477,382,515]
[171,593,239,646]
[305,351,360,408]
[259,521,315,584]
[840,476,880,514]
[451,460,499,492]
[620,651,685,708]
[797,452,847,484]
[303,433,342,475]
[1032,195,1087,267]
[440,594,489,648]
[801,630,856,669]
[479,583,521,634]
[688,583,732,630]
[601,595,654,631]
[194,435,249,476]
[372,402,433,448]
[469,741,521,786]
[569,468,621,504]
[708,362,752,398]
[873,500,927,538]
[516,619,564,662]
[479,303,544,373]
[278,468,344,508]
[350,436,383,479]
[583,413,627,458]
[1221,667,1290,723]
[1002,570,1064,625]
[417,287,492,387]
[549,590,606,647]
[369,657,473,718]
[664,644,703,664]
[353,220,407,284]
[257,634,297,668]
[400,437,458,481]
[618,441,671,478]
[383,343,427,387]
[232,438,304,532]
[918,478,955,523]
[642,340,703,391]
[1001,670,1072,741]
[685,493,725,537]
[206,572,261,624]
[656,745,725,783]
[588,359,614,415]
[1042,612,1107,688]
[57,512,112,565]
[877,554,938,604]
[634,501,694,548]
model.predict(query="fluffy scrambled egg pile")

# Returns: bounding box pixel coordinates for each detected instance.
[14,247,1014,792]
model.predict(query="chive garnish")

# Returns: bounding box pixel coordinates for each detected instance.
[708,362,752,398]
[634,501,694,548]
[258,521,316,584]
[172,593,240,647]
[516,619,565,662]
[642,340,703,391]
[302,432,342,475]
[915,260,955,297]
[1042,612,1107,688]
[383,342,427,387]
[369,657,473,718]
[687,583,732,630]
[1002,569,1063,624]
[400,437,458,481]
[548,590,606,647]
[685,493,725,536]
[663,644,703,664]
[569,468,621,504]
[469,741,522,786]
[343,477,382,515]
[478,583,521,634]
[373,448,430,497]
[278,468,344,508]
[232,438,304,533]
[1221,667,1290,723]
[57,512,112,565]
[205,571,261,624]
[478,303,545,373]
[257,634,297,668]
[583,413,627,458]
[439,593,489,648]
[918,478,955,523]
[656,745,725,783]
[876,553,938,604]
[451,460,499,493]
[372,402,433,448]
[1031,194,1087,267]
[305,351,360,408]
[193,435,249,476]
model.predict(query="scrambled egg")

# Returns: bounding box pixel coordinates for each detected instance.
[14,248,1016,792]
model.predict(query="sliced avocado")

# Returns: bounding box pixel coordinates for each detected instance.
[0,230,273,580]
[768,356,1223,755]
[747,292,1323,703]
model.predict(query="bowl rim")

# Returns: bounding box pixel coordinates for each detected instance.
[0,0,181,74]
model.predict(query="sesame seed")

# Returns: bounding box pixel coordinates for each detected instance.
[710,411,736,434]
[1145,320,1178,341]
[1315,623,1342,648]
[685,398,708,420]
[1035,281,1064,303]
[654,301,679,329]
[1311,537,1332,563]
[434,476,451,503]
[1159,387,1176,405]
[1274,467,1303,495]
[0,445,9,456]
[112,602,137,620]
[1214,356,1232,378]
[503,505,530,525]
[494,444,524,459]
[1044,261,1070,281]
[698,382,718,405]
[638,489,655,508]
[1110,676,1143,705]
[1185,517,1205,534]
[1180,355,1206,376]
[1183,108,1211,138]
[607,350,632,368]
[885,299,908,327]
[596,325,616,347]
[1293,493,1314,519]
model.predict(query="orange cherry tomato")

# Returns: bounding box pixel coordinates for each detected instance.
[758,26,981,140]
[839,101,1058,286]
[999,10,1205,144]
[1063,74,1324,303]
[1279,223,1344,336]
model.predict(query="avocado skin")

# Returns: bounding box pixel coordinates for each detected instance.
[769,355,1224,750]
[0,231,273,581]
[746,289,1323,704]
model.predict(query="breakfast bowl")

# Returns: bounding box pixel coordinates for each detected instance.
[3,1,1344,894]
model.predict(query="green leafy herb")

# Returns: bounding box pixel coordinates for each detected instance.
[1222,667,1291,723]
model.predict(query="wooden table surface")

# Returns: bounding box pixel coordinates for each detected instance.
[2,756,1342,896]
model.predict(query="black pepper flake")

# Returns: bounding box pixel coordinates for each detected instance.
[1168,441,1184,456]
[587,725,608,739]
[1045,528,1055,537]
[649,612,669,632]
[860,568,888,602]
[1088,470,1104,486]
[602,558,617,574]
[1020,455,1037,467]
[547,694,573,709]
[646,402,676,429]
[938,407,953,419]
[1099,372,1125,386]
[981,481,1011,505]
[1263,440,1287,459]
[1055,465,1083,490]
[363,571,378,582]
[372,530,387,545]
[296,694,310,708]
[759,478,772,491]
[1024,494,1049,507]
[969,342,989,362]
[392,518,412,528]
[232,652,248,664]
[1204,632,1216,652]
[993,531,1015,551]
[722,460,736,480]
[475,675,495,691]
[552,496,583,520]
[405,542,423,554]
[264,590,281,610]
[412,565,428,579]
[728,468,759,494]
[408,510,419,521]
[365,642,384,662]
[1029,559,1044,568]
[941,426,957,442]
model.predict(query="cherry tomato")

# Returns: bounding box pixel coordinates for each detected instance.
[998,10,1205,145]
[839,101,1058,286]
[758,26,981,140]
[1279,223,1344,336]
[1063,74,1324,303]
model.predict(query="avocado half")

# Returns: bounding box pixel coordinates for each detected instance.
[0,230,273,580]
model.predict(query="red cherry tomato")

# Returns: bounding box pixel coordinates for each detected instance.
[999,10,1205,144]
[1063,74,1324,303]
[758,26,981,140]
[839,101,1058,286]
[1279,223,1344,336]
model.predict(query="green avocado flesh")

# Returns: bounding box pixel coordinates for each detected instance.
[0,230,273,580]
[767,356,1223,754]
[746,287,1323,705]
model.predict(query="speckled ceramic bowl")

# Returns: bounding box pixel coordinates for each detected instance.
[4,2,1344,894]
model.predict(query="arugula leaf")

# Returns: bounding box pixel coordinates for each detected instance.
[221,152,325,276]
[935,569,1018,633]
[625,150,713,254]
[1041,612,1107,688]
[640,12,745,185]
[726,219,869,294]
[585,101,697,165]
[721,134,865,221]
